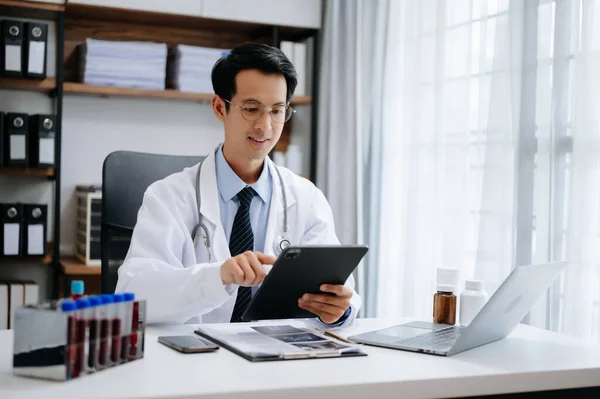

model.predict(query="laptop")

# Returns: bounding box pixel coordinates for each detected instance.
[348,261,568,356]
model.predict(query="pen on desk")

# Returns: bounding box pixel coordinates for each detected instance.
[324,331,353,344]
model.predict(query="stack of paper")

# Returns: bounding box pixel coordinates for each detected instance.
[168,45,229,93]
[79,38,168,90]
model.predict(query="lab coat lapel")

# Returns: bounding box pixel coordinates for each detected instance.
[199,150,230,260]
[264,158,296,257]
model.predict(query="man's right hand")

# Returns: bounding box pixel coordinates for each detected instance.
[220,251,278,286]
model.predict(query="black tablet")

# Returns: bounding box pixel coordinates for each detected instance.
[241,245,369,322]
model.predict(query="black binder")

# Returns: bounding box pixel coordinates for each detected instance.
[4,113,29,168]
[1,203,24,257]
[28,114,55,168]
[1,20,24,77]
[23,204,47,257]
[24,22,48,79]
[0,112,4,167]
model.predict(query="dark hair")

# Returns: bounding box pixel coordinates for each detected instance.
[211,43,298,110]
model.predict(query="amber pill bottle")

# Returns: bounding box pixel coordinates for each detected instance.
[433,284,457,325]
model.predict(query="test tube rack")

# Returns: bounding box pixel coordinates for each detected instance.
[11,297,146,381]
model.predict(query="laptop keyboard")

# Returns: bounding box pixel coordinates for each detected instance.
[397,326,466,351]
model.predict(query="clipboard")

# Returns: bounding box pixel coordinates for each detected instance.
[194,324,367,362]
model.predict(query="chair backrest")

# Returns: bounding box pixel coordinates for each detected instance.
[101,151,205,293]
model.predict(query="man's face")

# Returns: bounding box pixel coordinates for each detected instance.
[221,69,287,162]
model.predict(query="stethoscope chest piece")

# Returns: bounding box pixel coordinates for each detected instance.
[273,235,291,256]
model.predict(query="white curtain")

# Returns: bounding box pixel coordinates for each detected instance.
[373,0,600,342]
[317,0,360,247]
[531,0,600,340]
[377,0,518,318]
[317,0,394,315]
[319,0,600,340]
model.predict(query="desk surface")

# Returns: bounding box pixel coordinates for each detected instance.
[1,318,600,399]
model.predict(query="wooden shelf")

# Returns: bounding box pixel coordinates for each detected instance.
[0,167,55,177]
[63,82,214,102]
[290,96,312,105]
[65,4,316,42]
[0,242,53,265]
[63,82,312,105]
[0,0,64,19]
[61,257,101,276]
[0,77,57,93]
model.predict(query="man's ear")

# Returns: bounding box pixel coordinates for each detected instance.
[212,95,225,122]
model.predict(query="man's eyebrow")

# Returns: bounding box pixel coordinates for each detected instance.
[240,98,287,106]
[241,97,260,103]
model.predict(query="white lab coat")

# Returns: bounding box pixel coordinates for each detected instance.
[115,149,362,326]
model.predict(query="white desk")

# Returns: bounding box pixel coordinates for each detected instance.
[1,318,600,399]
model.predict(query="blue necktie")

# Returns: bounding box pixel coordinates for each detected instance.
[229,186,256,322]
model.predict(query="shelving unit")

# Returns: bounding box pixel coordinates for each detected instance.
[57,3,321,287]
[2,1,321,296]
[0,0,64,299]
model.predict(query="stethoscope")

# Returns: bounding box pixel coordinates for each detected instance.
[191,157,291,261]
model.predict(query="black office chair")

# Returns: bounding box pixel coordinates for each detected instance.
[101,151,205,293]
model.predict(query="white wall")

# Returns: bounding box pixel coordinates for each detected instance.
[59,96,224,254]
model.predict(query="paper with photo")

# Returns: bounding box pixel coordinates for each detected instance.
[196,322,363,359]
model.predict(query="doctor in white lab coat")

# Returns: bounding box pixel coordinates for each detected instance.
[115,43,361,327]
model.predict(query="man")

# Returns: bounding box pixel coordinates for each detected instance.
[115,43,361,327]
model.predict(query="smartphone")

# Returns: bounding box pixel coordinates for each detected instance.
[158,335,220,353]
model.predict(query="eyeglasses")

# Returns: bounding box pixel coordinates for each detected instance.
[223,99,295,124]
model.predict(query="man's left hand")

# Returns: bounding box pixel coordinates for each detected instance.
[298,284,352,324]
